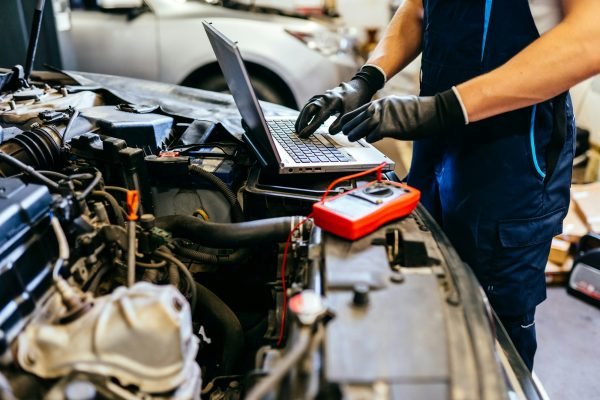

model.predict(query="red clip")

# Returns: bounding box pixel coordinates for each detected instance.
[159,151,181,158]
[126,190,139,221]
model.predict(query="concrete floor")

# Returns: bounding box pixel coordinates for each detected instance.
[535,287,600,399]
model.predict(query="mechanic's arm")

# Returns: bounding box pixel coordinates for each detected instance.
[295,0,423,137]
[459,0,600,122]
[365,0,423,80]
[340,0,600,143]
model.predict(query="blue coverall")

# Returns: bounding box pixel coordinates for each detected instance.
[408,0,576,370]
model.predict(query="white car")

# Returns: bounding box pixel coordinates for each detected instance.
[59,0,359,109]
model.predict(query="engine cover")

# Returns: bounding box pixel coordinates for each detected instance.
[17,283,200,398]
[0,178,53,355]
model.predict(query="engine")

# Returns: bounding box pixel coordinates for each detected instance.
[0,67,514,400]
[0,70,320,400]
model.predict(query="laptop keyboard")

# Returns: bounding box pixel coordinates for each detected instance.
[268,119,350,164]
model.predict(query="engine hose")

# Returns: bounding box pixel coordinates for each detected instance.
[90,191,126,226]
[37,170,68,180]
[168,262,181,288]
[76,169,102,201]
[155,215,303,248]
[0,150,59,189]
[154,250,198,312]
[0,126,62,177]
[86,265,110,294]
[245,327,312,400]
[193,282,244,376]
[172,241,249,265]
[135,259,167,269]
[188,164,244,222]
[50,215,70,282]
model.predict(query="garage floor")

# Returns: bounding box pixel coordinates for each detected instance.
[535,287,599,399]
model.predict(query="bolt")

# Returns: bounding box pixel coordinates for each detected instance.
[140,214,155,230]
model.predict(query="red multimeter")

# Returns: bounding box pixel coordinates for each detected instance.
[312,180,421,240]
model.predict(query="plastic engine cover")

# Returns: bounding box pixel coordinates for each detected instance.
[0,178,53,355]
[17,283,201,397]
[80,106,173,152]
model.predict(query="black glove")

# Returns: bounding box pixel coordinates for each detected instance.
[340,89,466,143]
[295,65,385,138]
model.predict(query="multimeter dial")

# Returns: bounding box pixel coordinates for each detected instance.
[363,183,394,197]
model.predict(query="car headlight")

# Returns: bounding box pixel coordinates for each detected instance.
[285,27,356,57]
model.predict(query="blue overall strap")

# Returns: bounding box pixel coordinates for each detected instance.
[481,0,493,61]
[544,93,568,183]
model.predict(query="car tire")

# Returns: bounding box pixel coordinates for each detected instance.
[188,73,296,109]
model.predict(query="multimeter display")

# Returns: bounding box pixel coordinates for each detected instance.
[312,181,420,240]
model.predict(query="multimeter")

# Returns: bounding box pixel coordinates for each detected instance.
[312,181,421,240]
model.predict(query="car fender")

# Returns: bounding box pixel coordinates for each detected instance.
[157,17,340,107]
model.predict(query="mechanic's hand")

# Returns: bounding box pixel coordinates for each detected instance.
[295,65,386,138]
[340,89,467,143]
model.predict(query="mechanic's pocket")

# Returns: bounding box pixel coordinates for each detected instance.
[498,207,566,251]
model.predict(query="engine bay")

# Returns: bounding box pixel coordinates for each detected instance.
[0,67,516,400]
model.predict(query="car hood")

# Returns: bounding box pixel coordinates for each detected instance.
[66,70,295,140]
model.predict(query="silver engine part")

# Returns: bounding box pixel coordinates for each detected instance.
[0,89,101,123]
[17,283,200,398]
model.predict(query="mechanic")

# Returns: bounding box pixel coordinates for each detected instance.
[295,0,600,370]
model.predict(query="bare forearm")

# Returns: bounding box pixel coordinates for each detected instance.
[366,0,423,79]
[457,0,600,122]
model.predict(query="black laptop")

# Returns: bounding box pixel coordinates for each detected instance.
[203,21,394,175]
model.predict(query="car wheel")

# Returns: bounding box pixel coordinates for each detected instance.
[186,72,297,109]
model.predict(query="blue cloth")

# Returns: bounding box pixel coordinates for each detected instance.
[500,310,537,371]
[410,0,575,367]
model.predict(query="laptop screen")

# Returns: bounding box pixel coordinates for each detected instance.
[203,21,280,168]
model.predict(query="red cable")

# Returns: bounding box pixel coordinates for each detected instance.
[277,162,387,346]
[277,215,311,347]
[320,162,387,202]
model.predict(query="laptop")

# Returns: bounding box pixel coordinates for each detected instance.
[203,21,394,175]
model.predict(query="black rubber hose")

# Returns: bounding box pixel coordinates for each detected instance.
[194,282,244,376]
[90,191,126,226]
[0,150,59,189]
[155,215,301,248]
[76,170,102,201]
[188,164,244,222]
[172,241,249,265]
[154,250,198,311]
[86,265,109,294]
[37,170,68,180]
